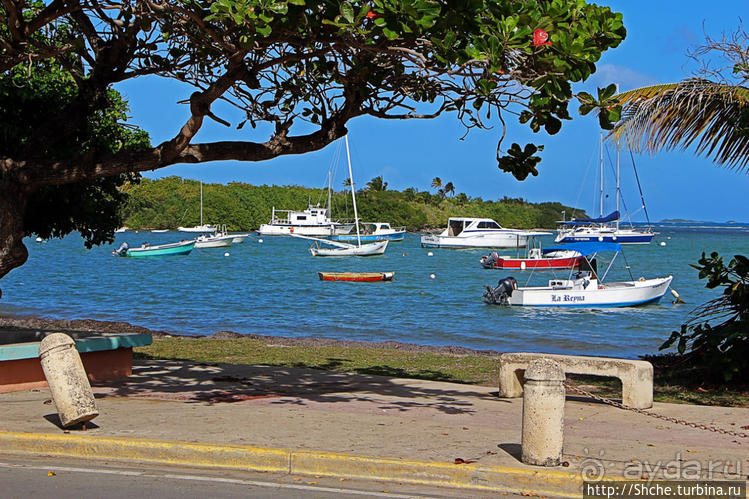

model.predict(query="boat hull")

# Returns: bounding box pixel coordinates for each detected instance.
[555,228,654,245]
[329,231,405,242]
[482,255,585,270]
[125,241,195,257]
[318,272,394,282]
[507,276,672,307]
[258,224,335,237]
[194,235,234,248]
[421,232,530,249]
[310,240,389,256]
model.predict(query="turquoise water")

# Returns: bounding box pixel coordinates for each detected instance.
[1,223,747,358]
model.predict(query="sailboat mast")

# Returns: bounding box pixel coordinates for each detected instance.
[200,181,203,226]
[616,141,620,231]
[344,136,362,247]
[599,133,604,218]
[327,169,332,219]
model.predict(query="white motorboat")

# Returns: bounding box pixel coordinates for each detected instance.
[483,242,672,307]
[194,233,234,248]
[421,218,548,249]
[230,233,250,244]
[178,181,217,233]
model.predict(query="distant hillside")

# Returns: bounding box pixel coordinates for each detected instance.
[119,177,587,231]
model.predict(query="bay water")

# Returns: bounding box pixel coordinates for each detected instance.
[1,223,747,359]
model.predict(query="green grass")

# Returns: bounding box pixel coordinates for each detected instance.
[135,337,500,385]
[135,337,749,407]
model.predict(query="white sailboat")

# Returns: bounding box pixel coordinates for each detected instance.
[178,181,217,233]
[293,136,388,257]
[555,136,654,244]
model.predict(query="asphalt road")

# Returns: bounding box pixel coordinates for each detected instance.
[0,455,500,499]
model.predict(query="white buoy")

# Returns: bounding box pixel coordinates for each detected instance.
[670,289,685,304]
[429,273,436,279]
[427,251,434,256]
[660,241,666,246]
[258,238,263,243]
[35,236,43,243]
[224,252,230,257]
[598,236,604,242]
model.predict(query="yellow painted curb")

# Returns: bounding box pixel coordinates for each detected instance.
[0,431,584,497]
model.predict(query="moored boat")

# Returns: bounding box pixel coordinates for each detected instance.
[421,218,548,249]
[329,222,406,242]
[480,247,585,270]
[483,242,672,307]
[194,233,234,248]
[113,240,195,257]
[318,271,394,282]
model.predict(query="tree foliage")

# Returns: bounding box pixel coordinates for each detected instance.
[0,0,625,283]
[120,177,583,231]
[661,253,749,382]
[609,26,749,170]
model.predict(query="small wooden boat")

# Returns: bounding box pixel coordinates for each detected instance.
[318,272,395,282]
[113,240,195,257]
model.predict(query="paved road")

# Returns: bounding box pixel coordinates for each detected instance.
[0,455,502,499]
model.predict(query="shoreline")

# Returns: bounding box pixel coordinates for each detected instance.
[0,313,501,357]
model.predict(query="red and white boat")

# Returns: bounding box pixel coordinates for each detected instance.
[480,246,585,270]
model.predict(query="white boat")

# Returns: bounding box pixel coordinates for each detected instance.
[555,136,654,244]
[194,232,234,248]
[151,229,169,233]
[421,218,549,249]
[178,181,217,233]
[230,234,250,244]
[295,136,388,257]
[483,242,672,307]
[329,222,406,242]
[257,170,353,237]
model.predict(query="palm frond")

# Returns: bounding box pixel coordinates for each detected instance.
[608,79,749,171]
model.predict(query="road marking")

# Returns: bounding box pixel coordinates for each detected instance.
[0,461,427,498]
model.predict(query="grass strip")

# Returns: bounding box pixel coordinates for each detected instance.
[135,337,749,407]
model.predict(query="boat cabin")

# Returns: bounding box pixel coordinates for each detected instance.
[446,218,503,236]
[269,204,331,226]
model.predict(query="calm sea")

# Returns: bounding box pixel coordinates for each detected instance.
[1,223,748,358]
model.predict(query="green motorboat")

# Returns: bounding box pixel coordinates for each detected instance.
[114,240,195,257]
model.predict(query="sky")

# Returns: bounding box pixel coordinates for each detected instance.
[116,1,749,223]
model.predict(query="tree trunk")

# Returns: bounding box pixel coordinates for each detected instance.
[0,183,29,295]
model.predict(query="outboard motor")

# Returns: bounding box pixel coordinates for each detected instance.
[483,276,517,305]
[480,251,499,268]
[113,242,129,256]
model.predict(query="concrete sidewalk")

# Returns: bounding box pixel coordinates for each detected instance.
[1,360,747,497]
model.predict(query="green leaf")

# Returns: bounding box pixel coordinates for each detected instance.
[340,3,354,23]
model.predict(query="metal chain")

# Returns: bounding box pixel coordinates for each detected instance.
[563,381,749,440]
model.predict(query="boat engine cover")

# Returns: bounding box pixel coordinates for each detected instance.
[483,277,517,305]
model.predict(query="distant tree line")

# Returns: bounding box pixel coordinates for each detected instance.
[119,177,586,231]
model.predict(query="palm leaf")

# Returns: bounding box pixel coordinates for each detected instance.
[608,79,749,170]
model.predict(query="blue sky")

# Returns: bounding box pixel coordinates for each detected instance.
[116,1,749,223]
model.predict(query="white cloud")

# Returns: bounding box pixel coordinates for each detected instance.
[592,63,661,91]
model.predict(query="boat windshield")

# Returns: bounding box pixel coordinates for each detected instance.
[477,220,502,229]
[448,219,464,236]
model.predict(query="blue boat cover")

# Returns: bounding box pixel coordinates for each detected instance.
[542,241,622,255]
[559,211,620,225]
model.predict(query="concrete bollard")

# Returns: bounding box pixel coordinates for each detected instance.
[521,358,565,466]
[39,333,99,427]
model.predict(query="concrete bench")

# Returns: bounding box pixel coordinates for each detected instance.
[498,352,653,409]
[0,332,152,393]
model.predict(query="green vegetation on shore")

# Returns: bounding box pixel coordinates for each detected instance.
[120,177,585,231]
[135,337,749,408]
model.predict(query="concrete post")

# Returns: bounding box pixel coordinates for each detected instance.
[521,358,565,466]
[39,333,99,427]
